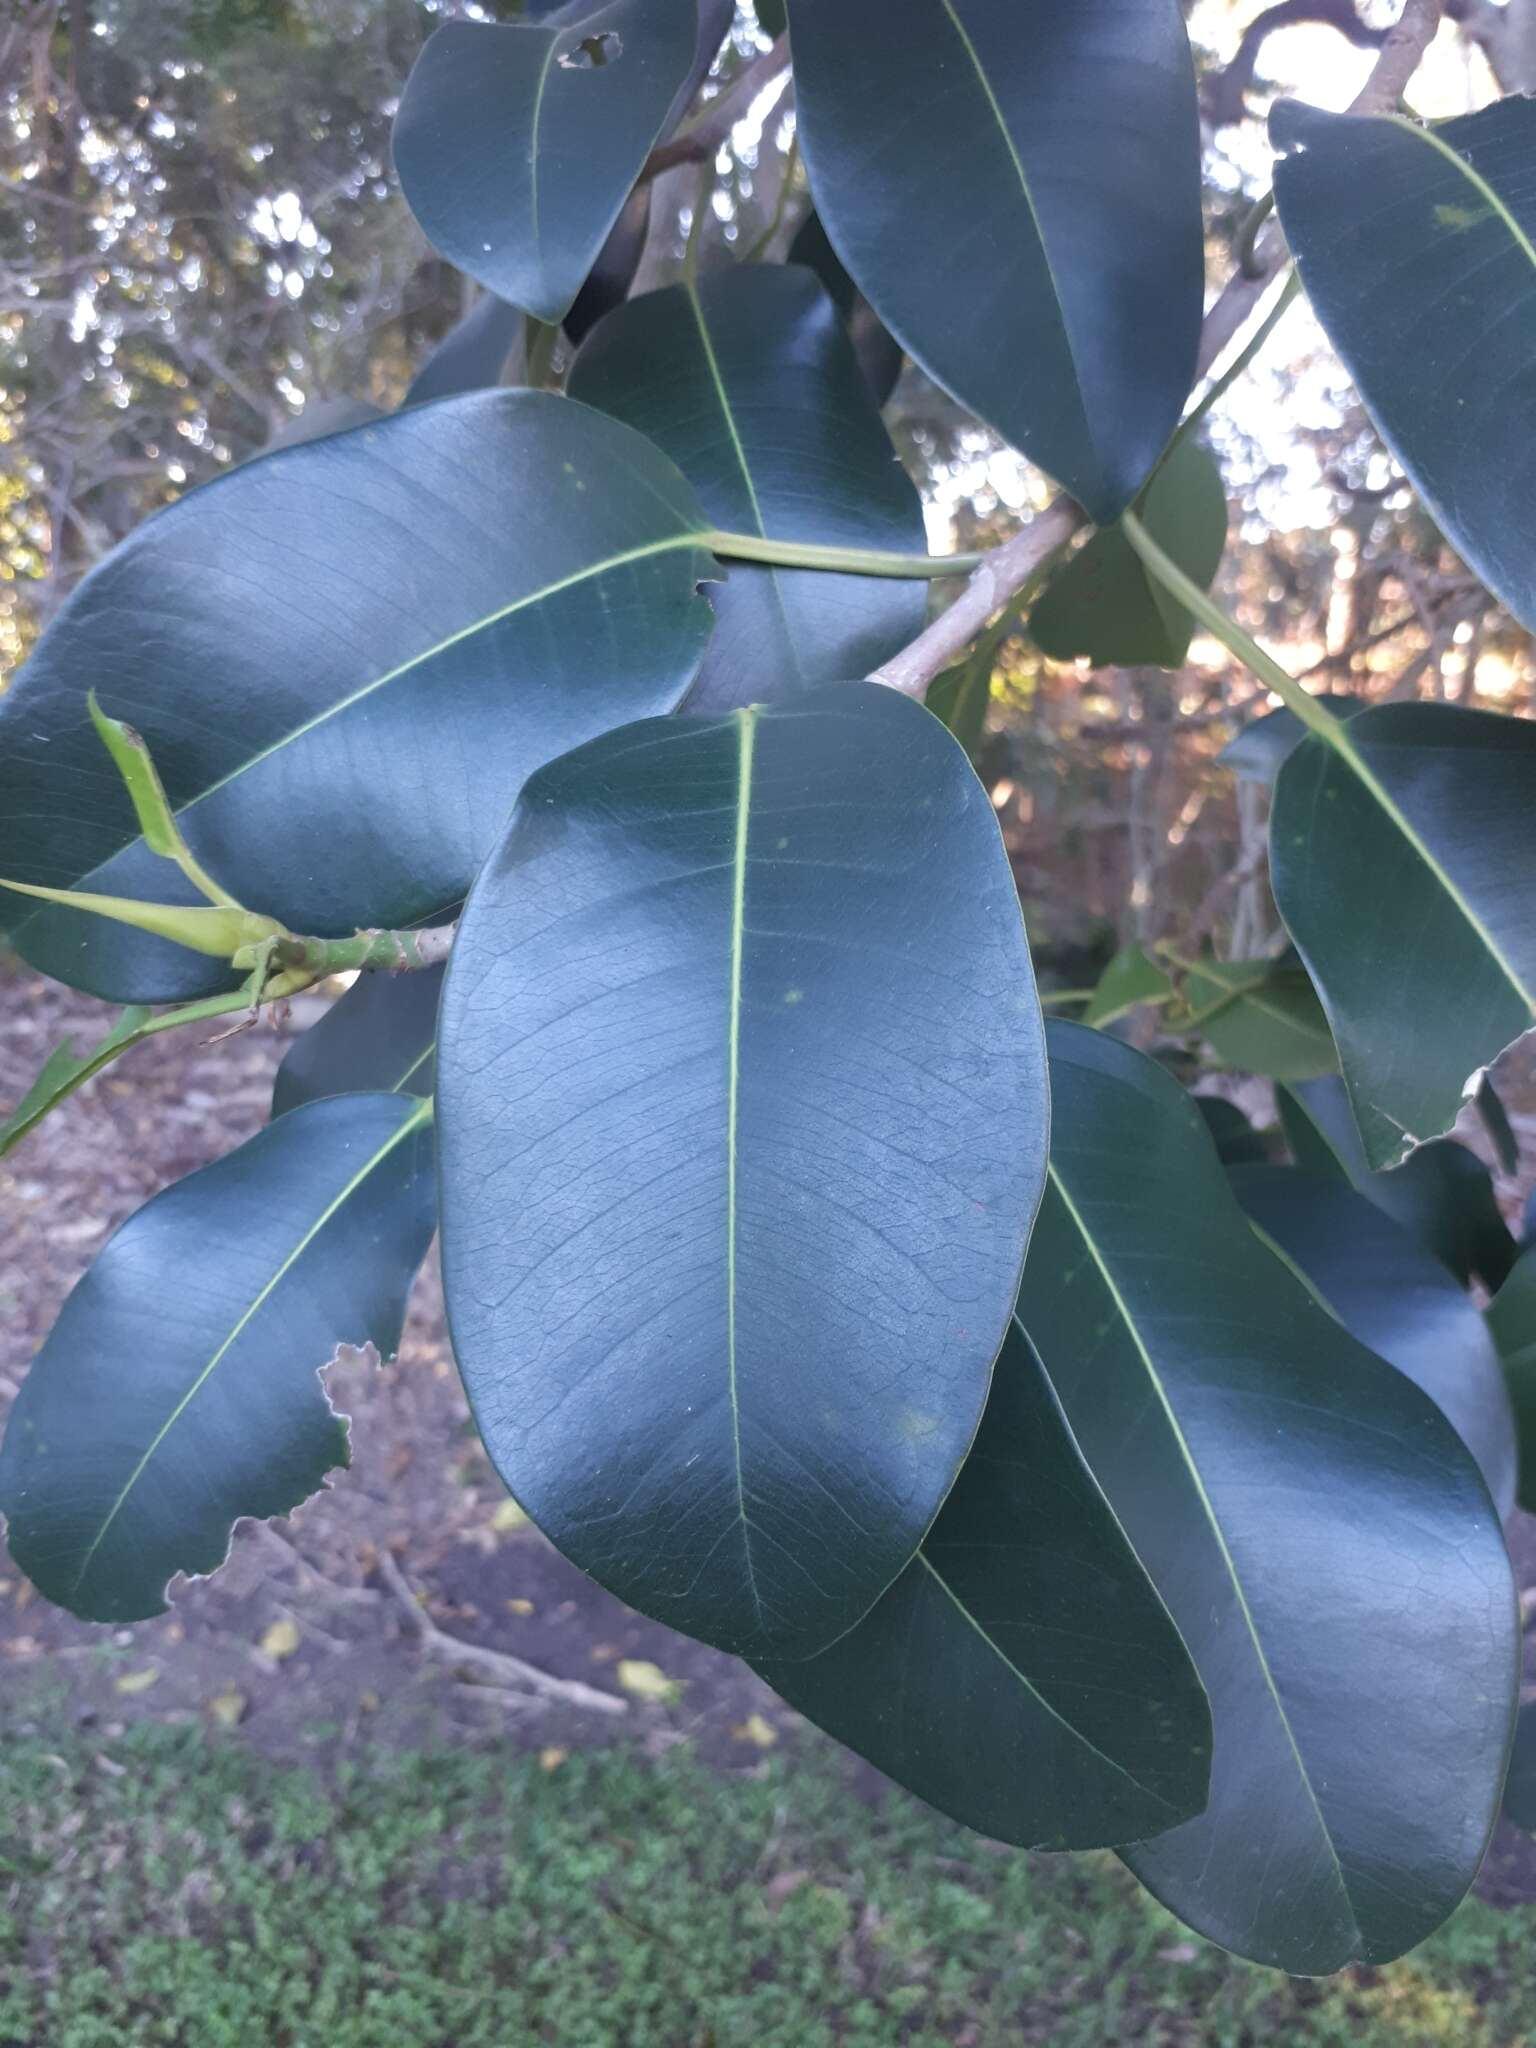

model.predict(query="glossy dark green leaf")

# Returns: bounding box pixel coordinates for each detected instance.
[1218,694,1364,784]
[0,1094,436,1622]
[1274,98,1536,632]
[1503,1704,1536,1833]
[786,212,903,406]
[1271,703,1536,1167]
[1082,942,1172,1029]
[1028,1023,1516,1972]
[1232,1164,1517,1517]
[406,293,522,405]
[392,2,699,324]
[569,266,926,711]
[787,0,1204,523]
[1195,1096,1272,1167]
[1487,1248,1536,1515]
[438,682,1047,1661]
[756,1322,1212,1849]
[1030,441,1227,671]
[272,968,442,1118]
[1278,1075,1517,1292]
[1182,956,1336,1083]
[0,390,715,1004]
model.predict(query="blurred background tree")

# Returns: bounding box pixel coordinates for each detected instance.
[4,0,1531,979]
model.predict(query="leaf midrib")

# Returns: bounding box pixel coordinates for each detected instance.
[933,0,1093,455]
[71,1098,433,1597]
[683,280,808,686]
[11,533,703,944]
[725,705,763,1623]
[1043,1159,1362,1942]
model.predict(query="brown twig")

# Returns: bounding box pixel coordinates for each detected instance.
[870,0,1446,704]
[640,36,789,182]
[376,1549,629,1717]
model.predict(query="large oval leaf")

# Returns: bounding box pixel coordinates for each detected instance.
[786,0,1204,523]
[1274,98,1536,631]
[0,391,715,1004]
[756,1321,1212,1848]
[569,265,927,711]
[438,682,1048,1661]
[273,968,442,1118]
[1025,1023,1516,1972]
[0,1094,436,1622]
[392,2,700,324]
[1271,702,1536,1168]
[1231,1163,1517,1517]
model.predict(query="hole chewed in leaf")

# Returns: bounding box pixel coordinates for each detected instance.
[559,32,621,70]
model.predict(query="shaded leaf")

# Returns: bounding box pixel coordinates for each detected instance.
[0,391,715,1003]
[1030,440,1227,670]
[1274,97,1536,632]
[569,266,926,711]
[1503,1704,1536,1833]
[1271,702,1536,1166]
[0,1095,436,1622]
[1474,1072,1520,1177]
[925,646,992,762]
[438,683,1047,1661]
[393,1,699,323]
[786,212,903,405]
[787,0,1204,522]
[1232,1163,1517,1516]
[406,293,522,405]
[1278,1075,1517,1292]
[563,184,652,346]
[263,397,384,453]
[1218,693,1364,783]
[757,1323,1212,1850]
[1082,942,1172,1029]
[1487,1247,1536,1515]
[1195,1096,1271,1167]
[272,966,442,1117]
[1027,1023,1516,1971]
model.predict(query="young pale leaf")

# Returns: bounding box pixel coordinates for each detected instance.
[273,967,442,1117]
[1027,1024,1516,1972]
[1,1007,151,1160]
[0,391,715,1005]
[1487,1248,1536,1515]
[1278,1074,1517,1291]
[0,1094,436,1622]
[392,1,699,324]
[787,0,1204,523]
[569,267,927,711]
[1270,703,1536,1168]
[1274,98,1536,632]
[1181,956,1336,1084]
[1082,942,1173,1029]
[1232,1164,1517,1517]
[1030,440,1227,671]
[1219,694,1364,784]
[756,1322,1212,1849]
[438,683,1048,1662]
